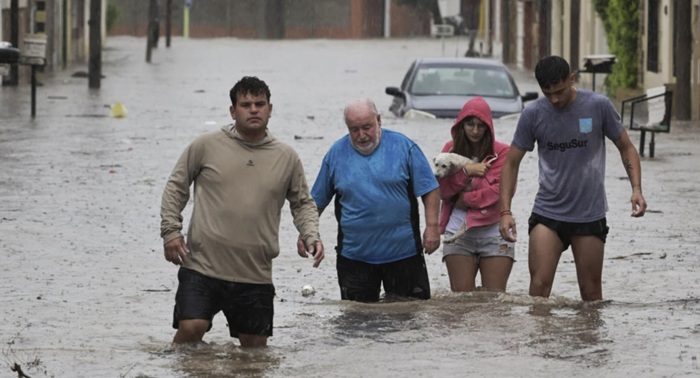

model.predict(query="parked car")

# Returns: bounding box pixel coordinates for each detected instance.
[385,57,539,119]
[0,41,20,77]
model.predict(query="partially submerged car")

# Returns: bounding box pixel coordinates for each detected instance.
[385,57,539,119]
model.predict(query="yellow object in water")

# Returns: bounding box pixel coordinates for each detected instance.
[111,102,127,118]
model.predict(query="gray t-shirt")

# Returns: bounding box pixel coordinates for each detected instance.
[512,89,624,222]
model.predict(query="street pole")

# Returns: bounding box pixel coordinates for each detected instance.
[166,0,172,47]
[146,0,158,62]
[8,0,19,85]
[88,0,102,89]
[675,0,692,120]
[183,0,191,38]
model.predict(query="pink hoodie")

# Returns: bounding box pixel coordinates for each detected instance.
[437,96,511,234]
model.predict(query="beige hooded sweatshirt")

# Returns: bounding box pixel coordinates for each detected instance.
[160,124,320,284]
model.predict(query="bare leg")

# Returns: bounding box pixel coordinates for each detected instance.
[444,255,478,292]
[528,224,564,298]
[479,256,514,292]
[238,334,268,347]
[570,235,605,301]
[173,319,210,345]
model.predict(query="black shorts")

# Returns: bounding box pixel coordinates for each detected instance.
[172,267,275,338]
[528,213,609,251]
[336,253,431,302]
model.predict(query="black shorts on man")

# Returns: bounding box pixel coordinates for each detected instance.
[336,253,431,302]
[172,267,275,338]
[528,212,609,251]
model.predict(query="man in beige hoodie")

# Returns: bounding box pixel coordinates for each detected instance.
[160,76,324,347]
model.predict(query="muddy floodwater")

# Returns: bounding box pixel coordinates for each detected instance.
[1,37,699,377]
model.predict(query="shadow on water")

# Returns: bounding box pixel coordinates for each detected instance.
[329,299,425,343]
[152,343,282,378]
[523,300,611,365]
[326,291,613,366]
[139,294,700,376]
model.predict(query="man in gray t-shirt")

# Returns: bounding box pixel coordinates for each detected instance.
[498,56,647,301]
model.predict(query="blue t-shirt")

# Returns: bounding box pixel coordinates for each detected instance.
[512,89,624,222]
[311,129,438,264]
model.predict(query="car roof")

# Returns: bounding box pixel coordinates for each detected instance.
[413,57,507,68]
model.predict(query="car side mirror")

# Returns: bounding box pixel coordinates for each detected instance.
[521,92,539,102]
[385,86,405,99]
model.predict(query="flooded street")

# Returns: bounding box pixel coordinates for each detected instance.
[1,36,699,377]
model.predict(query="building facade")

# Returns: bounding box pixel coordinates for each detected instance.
[1,0,107,81]
[109,0,430,39]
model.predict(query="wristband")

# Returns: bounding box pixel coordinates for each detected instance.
[499,210,512,217]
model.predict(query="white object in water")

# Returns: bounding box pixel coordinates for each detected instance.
[301,285,315,297]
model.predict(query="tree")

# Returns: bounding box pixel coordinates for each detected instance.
[593,0,639,95]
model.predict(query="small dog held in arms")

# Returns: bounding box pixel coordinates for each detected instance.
[432,152,474,243]
[432,152,474,180]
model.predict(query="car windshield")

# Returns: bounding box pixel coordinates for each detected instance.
[409,65,516,98]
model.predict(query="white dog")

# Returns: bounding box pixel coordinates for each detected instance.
[432,153,474,244]
[432,152,473,179]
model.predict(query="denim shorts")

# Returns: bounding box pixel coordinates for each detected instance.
[528,212,609,251]
[336,253,431,302]
[172,267,275,338]
[442,233,515,261]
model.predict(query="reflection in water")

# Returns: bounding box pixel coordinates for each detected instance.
[525,299,611,366]
[166,342,282,378]
[145,295,623,376]
[330,300,425,343]
[328,292,612,368]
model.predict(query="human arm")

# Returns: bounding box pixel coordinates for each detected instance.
[437,162,490,200]
[498,146,526,242]
[296,207,326,267]
[288,160,325,267]
[613,130,647,217]
[164,237,189,265]
[421,188,441,254]
[454,152,504,210]
[160,143,200,264]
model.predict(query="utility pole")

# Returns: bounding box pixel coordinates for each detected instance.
[501,0,510,63]
[675,0,691,120]
[88,0,102,89]
[146,0,158,62]
[8,0,19,85]
[501,0,517,65]
[184,0,192,38]
[166,0,172,47]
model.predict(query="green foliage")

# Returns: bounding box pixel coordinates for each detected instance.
[592,0,639,95]
[107,1,120,33]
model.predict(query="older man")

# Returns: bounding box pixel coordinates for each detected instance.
[304,99,440,302]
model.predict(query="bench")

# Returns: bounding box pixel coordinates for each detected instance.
[620,86,673,158]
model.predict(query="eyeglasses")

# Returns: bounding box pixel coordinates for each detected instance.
[464,119,488,131]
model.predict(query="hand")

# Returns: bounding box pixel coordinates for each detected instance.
[499,215,517,242]
[297,235,325,268]
[164,237,190,265]
[465,162,491,177]
[422,226,441,255]
[630,192,647,217]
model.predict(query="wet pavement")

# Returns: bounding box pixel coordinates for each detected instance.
[1,36,699,377]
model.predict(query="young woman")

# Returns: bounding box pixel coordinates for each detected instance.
[437,96,515,292]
